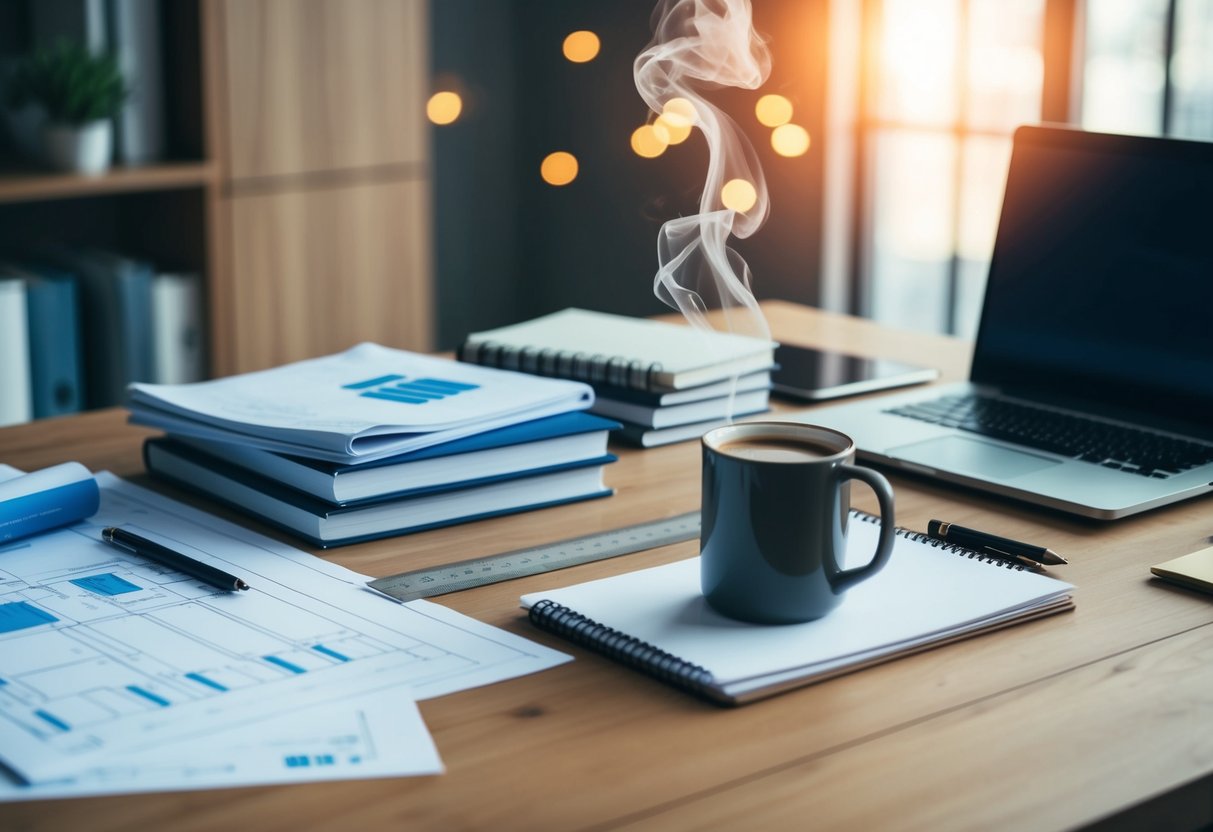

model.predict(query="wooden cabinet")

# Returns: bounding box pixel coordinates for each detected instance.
[210,0,433,375]
[219,0,427,180]
[225,179,432,371]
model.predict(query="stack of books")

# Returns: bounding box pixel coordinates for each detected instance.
[130,344,619,547]
[458,308,778,447]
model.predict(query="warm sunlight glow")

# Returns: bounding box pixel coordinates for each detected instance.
[771,123,810,157]
[563,30,601,63]
[426,91,463,125]
[631,124,669,158]
[755,94,793,127]
[540,151,579,185]
[877,0,959,124]
[720,178,758,212]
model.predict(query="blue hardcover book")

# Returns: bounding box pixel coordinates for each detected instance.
[23,266,83,418]
[175,411,621,504]
[143,438,615,548]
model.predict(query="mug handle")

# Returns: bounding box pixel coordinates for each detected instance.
[829,464,896,593]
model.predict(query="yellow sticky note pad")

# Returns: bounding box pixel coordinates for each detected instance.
[1151,546,1213,595]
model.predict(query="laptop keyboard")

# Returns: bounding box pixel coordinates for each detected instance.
[886,394,1213,479]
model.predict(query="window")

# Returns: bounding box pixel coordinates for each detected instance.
[823,0,1213,338]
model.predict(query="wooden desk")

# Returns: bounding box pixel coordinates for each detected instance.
[3,301,1212,831]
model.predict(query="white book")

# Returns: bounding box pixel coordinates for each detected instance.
[460,308,777,391]
[593,389,769,429]
[127,344,594,463]
[151,273,205,384]
[0,279,32,427]
[592,370,771,407]
[613,412,768,448]
[522,514,1074,705]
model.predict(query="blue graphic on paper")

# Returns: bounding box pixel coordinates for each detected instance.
[264,655,307,675]
[127,685,171,707]
[0,601,58,633]
[343,375,479,405]
[312,644,350,662]
[70,572,141,596]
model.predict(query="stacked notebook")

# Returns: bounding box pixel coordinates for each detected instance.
[130,344,619,547]
[459,309,777,447]
[522,512,1075,705]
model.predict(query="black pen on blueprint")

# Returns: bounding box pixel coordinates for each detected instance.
[927,520,1066,568]
[102,527,250,592]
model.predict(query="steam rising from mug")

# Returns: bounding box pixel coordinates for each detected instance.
[634,0,771,341]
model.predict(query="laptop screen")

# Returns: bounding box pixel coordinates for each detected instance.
[971,126,1213,430]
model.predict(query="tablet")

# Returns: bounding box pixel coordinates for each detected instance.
[771,345,939,402]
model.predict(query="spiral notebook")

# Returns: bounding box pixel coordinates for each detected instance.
[459,308,776,392]
[521,513,1074,705]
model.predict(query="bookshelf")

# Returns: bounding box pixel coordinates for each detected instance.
[0,0,434,420]
[0,160,217,205]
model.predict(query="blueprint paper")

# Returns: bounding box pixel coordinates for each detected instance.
[0,473,571,782]
[0,689,442,801]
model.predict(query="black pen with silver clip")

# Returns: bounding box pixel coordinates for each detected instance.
[927,520,1067,570]
[102,527,250,592]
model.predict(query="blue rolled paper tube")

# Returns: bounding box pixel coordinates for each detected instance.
[0,462,100,544]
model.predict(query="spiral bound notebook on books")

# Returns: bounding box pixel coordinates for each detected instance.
[520,512,1074,706]
[459,308,776,392]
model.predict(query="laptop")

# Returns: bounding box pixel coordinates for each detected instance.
[792,125,1213,519]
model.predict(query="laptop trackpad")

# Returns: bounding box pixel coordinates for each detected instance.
[888,436,1061,480]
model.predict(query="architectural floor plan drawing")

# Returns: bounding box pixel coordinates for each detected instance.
[0,690,442,801]
[0,472,569,783]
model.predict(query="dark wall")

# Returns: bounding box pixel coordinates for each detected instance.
[430,0,522,348]
[432,0,829,348]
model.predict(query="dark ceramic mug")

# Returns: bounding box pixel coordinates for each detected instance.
[699,421,896,624]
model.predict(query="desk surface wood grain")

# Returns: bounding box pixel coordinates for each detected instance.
[2,302,1212,831]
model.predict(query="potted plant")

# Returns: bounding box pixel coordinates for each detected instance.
[4,42,128,175]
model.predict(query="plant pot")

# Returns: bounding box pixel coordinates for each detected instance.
[42,120,113,175]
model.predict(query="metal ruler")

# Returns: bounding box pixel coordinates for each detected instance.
[368,511,701,602]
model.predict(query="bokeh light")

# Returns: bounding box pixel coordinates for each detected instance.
[654,115,692,145]
[661,97,698,128]
[541,151,579,185]
[426,91,463,125]
[563,30,601,63]
[720,178,758,212]
[755,94,793,127]
[771,123,811,157]
[631,124,670,158]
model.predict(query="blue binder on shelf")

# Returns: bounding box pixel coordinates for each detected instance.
[24,266,84,418]
[36,248,154,408]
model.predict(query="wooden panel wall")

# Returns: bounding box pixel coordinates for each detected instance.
[210,0,432,375]
[228,180,431,368]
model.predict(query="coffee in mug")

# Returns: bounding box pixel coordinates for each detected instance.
[700,421,897,624]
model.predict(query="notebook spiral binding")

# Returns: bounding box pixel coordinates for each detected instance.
[851,511,1030,571]
[528,599,720,702]
[458,341,666,392]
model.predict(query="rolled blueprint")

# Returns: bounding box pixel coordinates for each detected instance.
[0,462,99,543]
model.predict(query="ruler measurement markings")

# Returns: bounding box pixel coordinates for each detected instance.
[368,511,701,602]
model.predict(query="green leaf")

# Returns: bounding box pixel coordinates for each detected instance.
[2,40,129,126]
